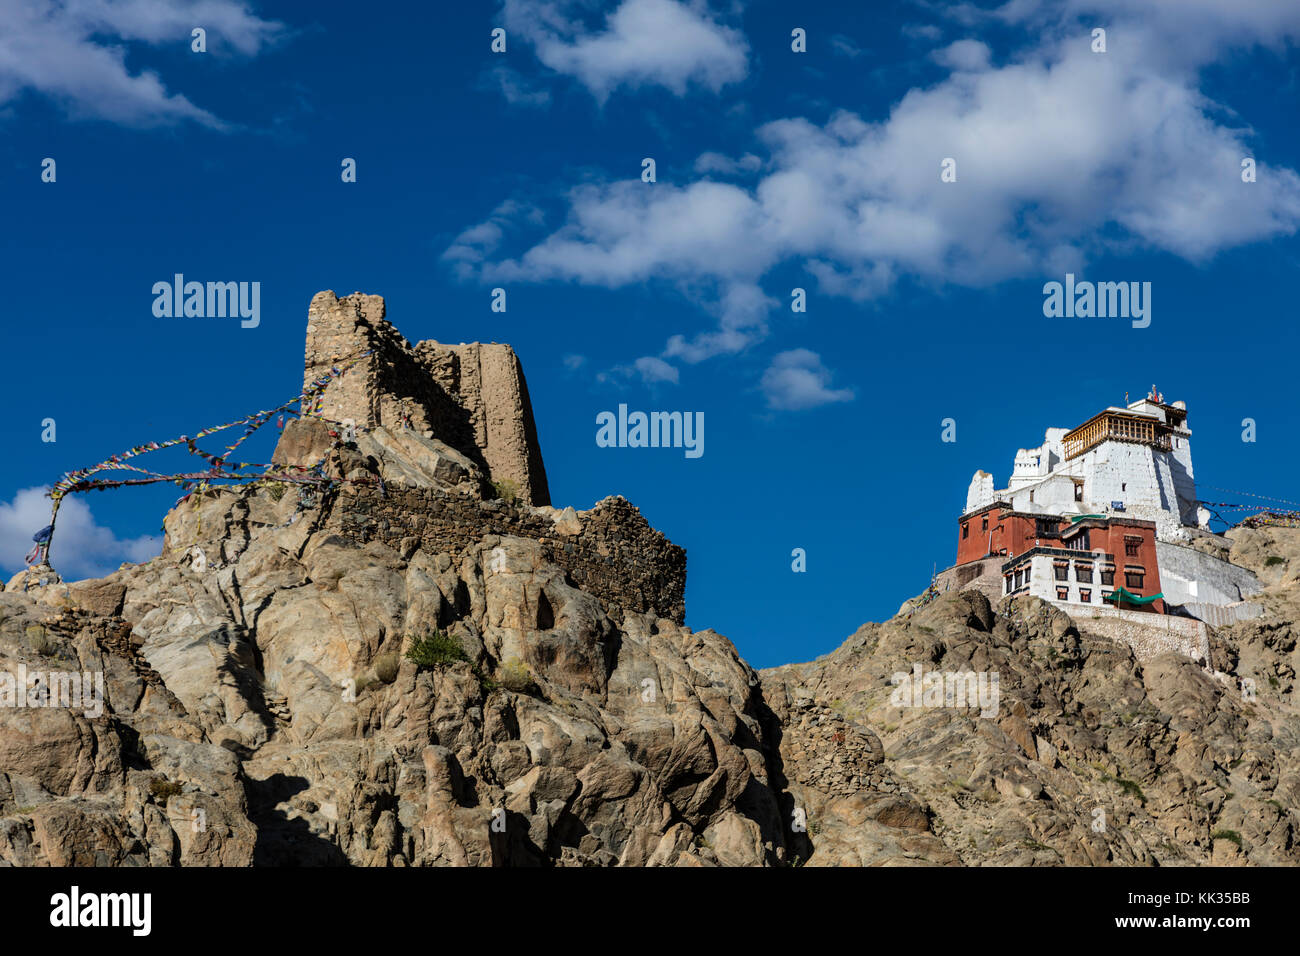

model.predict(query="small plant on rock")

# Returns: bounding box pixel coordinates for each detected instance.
[498,657,536,694]
[148,777,184,808]
[26,626,53,657]
[373,652,401,684]
[490,478,519,504]
[405,631,468,671]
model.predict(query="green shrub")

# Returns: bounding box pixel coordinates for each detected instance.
[498,657,535,694]
[405,631,468,671]
[1103,775,1147,805]
[373,652,401,684]
[148,777,184,807]
[490,478,519,504]
[1211,829,1242,847]
[25,626,52,657]
[1265,555,1285,567]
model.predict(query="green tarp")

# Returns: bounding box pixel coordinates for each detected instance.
[1104,587,1163,606]
[1070,514,1106,523]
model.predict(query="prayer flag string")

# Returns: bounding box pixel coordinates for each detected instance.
[31,351,373,568]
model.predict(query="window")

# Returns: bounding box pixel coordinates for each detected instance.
[1102,590,1113,602]
[1079,588,1091,603]
[1014,569,1024,588]
[1053,563,1069,582]
[1005,575,1013,594]
[962,522,969,540]
[1101,568,1115,585]
[1124,535,1141,557]
[1056,587,1069,601]
[1074,482,1084,502]
[1075,564,1093,583]
[1125,570,1145,590]
[1121,482,1127,492]
[982,515,989,531]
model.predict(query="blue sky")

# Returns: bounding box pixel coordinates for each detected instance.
[1,0,1298,667]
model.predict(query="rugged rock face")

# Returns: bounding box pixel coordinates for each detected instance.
[2,297,1298,867]
[0,299,772,866]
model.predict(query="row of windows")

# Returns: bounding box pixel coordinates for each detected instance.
[1005,566,1144,594]
[1051,562,1128,586]
[1056,587,1109,603]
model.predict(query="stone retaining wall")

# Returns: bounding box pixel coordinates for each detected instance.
[322,486,686,623]
[1070,604,1210,662]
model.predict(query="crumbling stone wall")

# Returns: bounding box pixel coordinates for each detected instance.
[322,488,686,623]
[415,341,550,507]
[302,291,550,505]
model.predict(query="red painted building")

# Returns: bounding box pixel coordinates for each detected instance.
[956,504,1165,612]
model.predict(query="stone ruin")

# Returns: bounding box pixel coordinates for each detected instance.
[298,290,550,507]
[202,290,688,623]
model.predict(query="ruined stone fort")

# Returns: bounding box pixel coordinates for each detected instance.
[301,291,550,507]
[183,291,688,623]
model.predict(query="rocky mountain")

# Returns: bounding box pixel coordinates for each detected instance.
[763,522,1300,866]
[1,292,1296,867]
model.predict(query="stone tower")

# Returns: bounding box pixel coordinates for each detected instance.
[300,290,551,505]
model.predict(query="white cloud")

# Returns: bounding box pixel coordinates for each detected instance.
[457,24,1300,347]
[0,487,160,582]
[830,34,865,59]
[0,0,283,127]
[597,355,682,386]
[760,350,855,411]
[443,199,545,279]
[663,283,775,363]
[1013,0,1300,69]
[693,151,763,176]
[453,1,1300,411]
[481,64,552,107]
[903,23,944,42]
[632,356,679,384]
[501,0,748,101]
[932,39,991,71]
